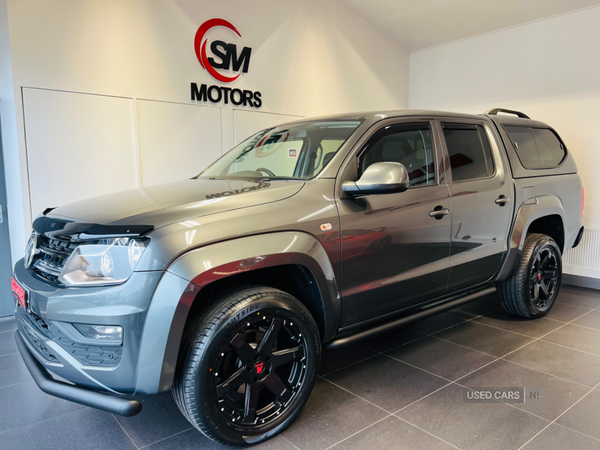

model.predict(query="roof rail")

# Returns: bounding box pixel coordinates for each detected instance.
[484,108,530,119]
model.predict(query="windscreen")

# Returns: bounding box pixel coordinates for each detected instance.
[199,120,362,180]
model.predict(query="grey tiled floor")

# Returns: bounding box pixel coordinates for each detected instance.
[1,285,600,449]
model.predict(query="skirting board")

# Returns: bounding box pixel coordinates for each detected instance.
[562,274,600,291]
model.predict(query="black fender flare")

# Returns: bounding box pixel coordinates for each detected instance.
[496,195,566,281]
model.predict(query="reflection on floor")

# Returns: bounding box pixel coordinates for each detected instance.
[1,285,600,449]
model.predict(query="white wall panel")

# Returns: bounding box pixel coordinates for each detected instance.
[22,88,137,217]
[137,100,222,186]
[220,108,235,155]
[234,110,302,144]
[564,229,600,279]
[0,0,27,265]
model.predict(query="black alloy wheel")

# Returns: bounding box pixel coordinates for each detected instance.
[529,247,558,308]
[498,233,562,318]
[172,286,320,445]
[214,314,307,426]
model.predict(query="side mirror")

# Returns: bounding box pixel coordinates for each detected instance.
[342,162,409,196]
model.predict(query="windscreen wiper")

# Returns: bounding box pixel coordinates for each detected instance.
[259,177,302,182]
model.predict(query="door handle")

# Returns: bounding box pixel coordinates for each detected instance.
[495,195,510,206]
[429,206,449,220]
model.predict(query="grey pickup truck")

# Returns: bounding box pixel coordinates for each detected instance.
[12,108,583,445]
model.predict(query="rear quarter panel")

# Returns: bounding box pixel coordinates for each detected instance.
[513,174,582,250]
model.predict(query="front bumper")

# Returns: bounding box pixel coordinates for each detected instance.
[15,331,142,416]
[13,260,164,394]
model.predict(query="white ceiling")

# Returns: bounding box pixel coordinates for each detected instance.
[337,0,600,52]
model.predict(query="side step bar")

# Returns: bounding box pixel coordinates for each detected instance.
[324,286,496,351]
[15,331,142,417]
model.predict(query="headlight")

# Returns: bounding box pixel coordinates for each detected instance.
[59,237,148,287]
[24,232,39,269]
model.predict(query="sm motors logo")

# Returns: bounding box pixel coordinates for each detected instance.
[191,18,261,108]
[194,18,252,83]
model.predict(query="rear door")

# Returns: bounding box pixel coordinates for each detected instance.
[437,118,513,293]
[338,119,452,328]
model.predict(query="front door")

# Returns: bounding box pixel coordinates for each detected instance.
[338,120,452,328]
[437,119,513,293]
[0,120,13,317]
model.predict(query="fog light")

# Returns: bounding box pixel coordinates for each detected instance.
[74,324,123,343]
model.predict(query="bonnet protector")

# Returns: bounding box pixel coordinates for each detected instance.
[32,216,154,239]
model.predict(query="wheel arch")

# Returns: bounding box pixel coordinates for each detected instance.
[496,195,566,281]
[135,232,339,394]
[181,263,327,339]
[526,215,564,253]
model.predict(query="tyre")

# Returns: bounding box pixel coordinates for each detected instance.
[498,233,562,318]
[172,286,320,445]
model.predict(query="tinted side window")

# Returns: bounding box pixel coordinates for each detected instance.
[360,124,436,187]
[442,123,494,182]
[503,126,566,169]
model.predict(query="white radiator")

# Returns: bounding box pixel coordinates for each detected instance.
[563,228,600,279]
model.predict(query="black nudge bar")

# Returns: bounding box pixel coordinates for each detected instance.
[15,331,142,417]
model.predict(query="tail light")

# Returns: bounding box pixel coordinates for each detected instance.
[582,187,585,217]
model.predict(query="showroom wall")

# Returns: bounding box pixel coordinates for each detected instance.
[0,0,409,265]
[409,5,600,279]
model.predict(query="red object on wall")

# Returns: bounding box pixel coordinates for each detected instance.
[194,18,242,83]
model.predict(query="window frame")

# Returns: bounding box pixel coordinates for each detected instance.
[440,120,499,184]
[501,125,567,170]
[355,122,439,189]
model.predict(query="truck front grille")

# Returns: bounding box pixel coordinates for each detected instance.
[31,237,78,284]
